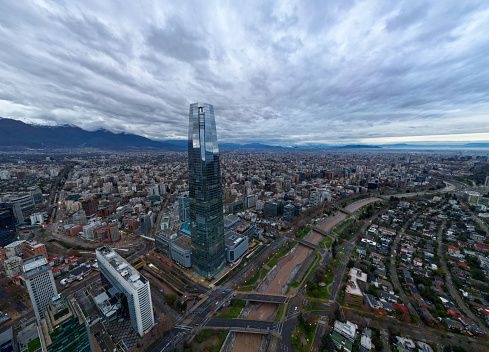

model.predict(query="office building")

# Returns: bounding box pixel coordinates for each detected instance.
[22,240,48,259]
[169,236,192,268]
[245,194,257,209]
[0,204,17,247]
[30,186,43,205]
[4,256,23,277]
[3,240,23,259]
[188,103,226,279]
[0,326,15,352]
[23,255,58,322]
[10,194,35,218]
[139,214,153,235]
[96,246,154,336]
[228,199,244,214]
[39,294,93,352]
[225,232,248,263]
[81,198,97,217]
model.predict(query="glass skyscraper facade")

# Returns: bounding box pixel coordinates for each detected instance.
[0,203,17,247]
[39,294,94,352]
[188,103,226,278]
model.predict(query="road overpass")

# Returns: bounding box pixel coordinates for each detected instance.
[235,293,288,304]
[310,226,338,241]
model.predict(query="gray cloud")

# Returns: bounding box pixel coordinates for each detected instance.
[0,0,488,145]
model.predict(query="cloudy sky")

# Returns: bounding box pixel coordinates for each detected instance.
[1,1,489,146]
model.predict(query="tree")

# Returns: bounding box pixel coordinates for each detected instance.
[164,293,177,306]
[320,333,335,352]
[347,259,355,269]
[298,312,305,327]
[334,307,342,321]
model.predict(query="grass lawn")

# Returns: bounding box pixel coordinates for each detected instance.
[193,329,228,352]
[329,250,345,269]
[215,305,243,319]
[28,338,41,352]
[238,286,253,292]
[296,226,312,239]
[260,268,269,278]
[267,245,291,268]
[275,303,285,321]
[292,322,317,352]
[242,270,261,286]
[319,236,333,249]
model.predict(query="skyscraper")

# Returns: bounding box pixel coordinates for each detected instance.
[0,203,17,247]
[23,255,58,322]
[96,246,154,337]
[188,103,226,279]
[39,294,94,352]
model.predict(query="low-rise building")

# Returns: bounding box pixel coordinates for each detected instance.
[225,232,248,263]
[334,320,358,342]
[169,236,192,268]
[22,240,47,259]
[4,256,23,277]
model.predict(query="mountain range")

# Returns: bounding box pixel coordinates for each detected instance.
[0,118,180,150]
[1,118,488,150]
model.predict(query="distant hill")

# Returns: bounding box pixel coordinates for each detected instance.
[0,118,182,150]
[336,144,381,149]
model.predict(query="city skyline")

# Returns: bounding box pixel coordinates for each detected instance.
[1,1,488,146]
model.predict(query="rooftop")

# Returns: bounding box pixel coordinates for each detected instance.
[174,235,192,249]
[4,240,24,248]
[349,268,368,282]
[224,215,240,228]
[23,255,49,278]
[346,280,363,296]
[225,231,247,248]
[96,246,147,290]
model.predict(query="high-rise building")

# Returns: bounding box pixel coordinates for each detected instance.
[96,246,154,336]
[39,294,94,352]
[23,255,58,322]
[188,103,226,278]
[0,203,17,247]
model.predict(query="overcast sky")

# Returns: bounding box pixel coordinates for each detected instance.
[1,1,489,146]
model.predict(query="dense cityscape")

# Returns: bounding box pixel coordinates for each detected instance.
[0,103,488,352]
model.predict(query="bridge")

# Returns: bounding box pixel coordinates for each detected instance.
[234,293,288,304]
[339,208,358,219]
[286,235,327,257]
[310,226,338,241]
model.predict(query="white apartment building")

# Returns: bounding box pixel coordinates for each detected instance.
[96,246,154,336]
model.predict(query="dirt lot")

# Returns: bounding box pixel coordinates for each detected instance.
[266,244,309,294]
[247,303,277,321]
[231,333,262,352]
